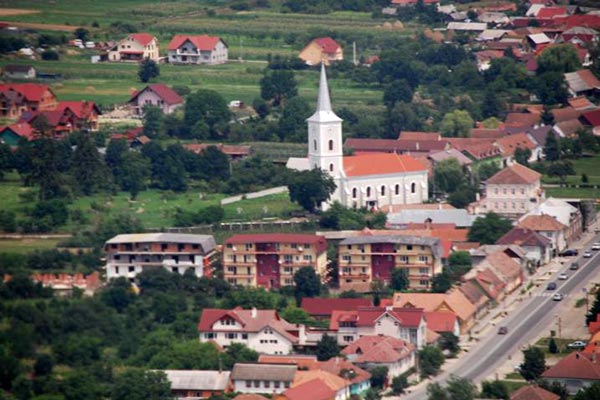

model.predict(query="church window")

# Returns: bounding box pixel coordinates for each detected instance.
[329,163,334,172]
[313,140,317,151]
[352,188,357,199]
[328,140,334,151]
[380,186,385,196]
[411,182,416,194]
[366,187,372,197]
[395,184,400,195]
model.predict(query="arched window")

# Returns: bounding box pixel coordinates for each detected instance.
[328,140,334,151]
[329,163,334,172]
[380,186,385,196]
[352,188,357,199]
[395,184,400,195]
[411,182,416,194]
[313,140,317,151]
[366,187,372,197]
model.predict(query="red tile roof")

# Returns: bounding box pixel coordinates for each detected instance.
[167,34,223,51]
[510,385,559,400]
[518,214,566,232]
[0,123,35,141]
[0,83,54,102]
[129,33,156,47]
[486,163,541,185]
[283,378,336,400]
[301,297,372,317]
[504,112,540,128]
[345,138,447,153]
[551,106,583,123]
[129,84,183,106]
[497,228,551,248]
[582,109,600,127]
[471,129,504,139]
[330,307,424,330]
[398,131,441,141]
[536,7,567,19]
[424,311,457,333]
[233,395,270,400]
[568,96,596,111]
[343,153,427,177]
[258,354,319,370]
[473,268,506,300]
[318,357,371,385]
[56,101,101,119]
[496,133,537,157]
[341,335,415,363]
[542,352,600,380]
[313,37,341,54]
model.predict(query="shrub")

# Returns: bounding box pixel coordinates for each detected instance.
[41,49,59,61]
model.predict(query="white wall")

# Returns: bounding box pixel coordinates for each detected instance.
[342,171,428,209]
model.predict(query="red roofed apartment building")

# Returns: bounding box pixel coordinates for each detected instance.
[167,34,228,65]
[299,37,343,66]
[198,307,306,354]
[223,234,328,288]
[108,33,159,62]
[128,84,184,115]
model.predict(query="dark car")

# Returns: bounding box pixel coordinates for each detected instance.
[560,249,579,257]
[570,262,580,270]
[498,326,508,335]
[547,282,557,290]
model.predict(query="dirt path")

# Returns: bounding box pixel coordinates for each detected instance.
[0,8,39,17]
[0,20,77,32]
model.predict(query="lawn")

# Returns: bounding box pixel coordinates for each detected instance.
[541,155,600,199]
[0,238,63,254]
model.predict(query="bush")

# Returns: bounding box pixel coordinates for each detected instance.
[41,49,59,60]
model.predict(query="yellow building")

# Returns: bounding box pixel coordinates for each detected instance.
[299,37,343,66]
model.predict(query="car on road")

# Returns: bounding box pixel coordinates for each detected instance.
[567,340,587,349]
[593,243,600,251]
[558,272,568,280]
[547,282,557,290]
[584,251,593,258]
[498,326,508,334]
[570,262,580,270]
[561,249,579,256]
[553,293,564,301]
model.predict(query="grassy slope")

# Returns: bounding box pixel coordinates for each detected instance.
[542,155,600,199]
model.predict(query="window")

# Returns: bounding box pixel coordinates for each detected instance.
[381,186,385,196]
[419,280,429,286]
[254,381,260,388]
[328,140,334,151]
[343,336,353,342]
[204,333,215,339]
[366,186,371,197]
[226,243,233,249]
[512,202,516,209]
[494,188,498,194]
[264,381,270,388]
[342,255,351,262]
[313,140,317,151]
[274,381,280,389]
[511,188,515,195]
[115,266,120,274]
[284,382,290,388]
[411,182,416,194]
[245,243,252,250]
[284,255,292,263]
[419,256,428,263]
[419,267,429,274]
[226,333,238,339]
[395,184,400,195]
[128,266,135,272]
[399,255,409,264]
[521,188,525,195]
[303,255,312,261]
[242,333,248,339]
[329,163,334,172]
[407,245,413,250]
[352,188,357,199]
[246,381,251,388]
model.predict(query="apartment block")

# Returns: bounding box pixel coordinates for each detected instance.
[103,233,217,280]
[222,234,328,288]
[338,235,443,292]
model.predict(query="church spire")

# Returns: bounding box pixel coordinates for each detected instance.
[316,62,332,112]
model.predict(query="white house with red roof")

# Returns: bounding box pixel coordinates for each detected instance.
[288,65,428,210]
[128,84,184,115]
[108,33,159,62]
[167,34,228,65]
[299,37,343,66]
[197,307,306,354]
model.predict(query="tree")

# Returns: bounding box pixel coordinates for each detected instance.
[520,346,545,381]
[41,50,59,61]
[481,88,502,119]
[467,212,513,245]
[142,104,164,138]
[252,97,269,119]
[386,102,422,138]
[293,266,321,303]
[100,277,136,312]
[538,379,569,400]
[574,381,600,400]
[117,152,150,199]
[33,354,53,377]
[70,132,109,195]
[547,161,575,185]
[419,345,445,378]
[541,105,555,126]
[138,59,160,83]
[586,290,600,325]
[111,369,171,400]
[434,158,467,195]
[514,147,532,166]
[0,346,20,390]
[439,333,460,356]
[315,333,339,361]
[427,382,449,400]
[278,96,311,142]
[260,69,298,106]
[431,272,452,293]
[535,72,569,105]
[105,138,128,174]
[548,337,558,354]
[288,168,336,213]
[440,110,473,138]
[480,380,509,399]
[544,132,560,161]
[447,251,472,282]
[184,89,231,138]
[447,184,477,209]
[477,163,500,182]
[391,268,409,291]
[21,139,70,201]
[537,44,581,75]
[280,306,312,325]
[74,27,89,42]
[446,375,476,400]
[391,374,408,395]
[370,366,388,389]
[383,79,413,110]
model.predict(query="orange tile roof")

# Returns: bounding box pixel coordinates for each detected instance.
[568,96,596,110]
[258,354,320,370]
[293,370,347,392]
[496,133,537,157]
[510,385,559,400]
[283,378,336,400]
[518,214,566,231]
[393,288,475,323]
[233,395,270,400]
[398,131,441,141]
[425,311,457,333]
[318,357,371,385]
[504,112,540,128]
[551,106,583,123]
[486,163,541,185]
[479,251,523,282]
[341,335,415,363]
[343,153,427,177]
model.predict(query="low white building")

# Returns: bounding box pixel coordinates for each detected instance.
[167,34,228,65]
[231,363,296,394]
[341,335,416,379]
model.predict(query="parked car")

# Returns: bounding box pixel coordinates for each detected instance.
[498,326,508,334]
[553,293,564,301]
[567,340,587,349]
[592,243,600,251]
[547,282,557,290]
[561,249,578,257]
[570,262,580,270]
[558,272,568,280]
[584,251,593,258]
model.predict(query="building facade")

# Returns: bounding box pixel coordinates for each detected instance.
[299,37,343,66]
[167,34,228,65]
[128,84,184,115]
[222,234,328,288]
[337,235,443,292]
[103,233,217,280]
[108,33,159,62]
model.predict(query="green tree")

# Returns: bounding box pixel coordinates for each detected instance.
[278,96,311,142]
[548,337,558,354]
[252,97,269,119]
[100,277,136,313]
[138,59,160,83]
[573,381,600,400]
[111,369,171,400]
[117,152,150,199]
[419,345,445,378]
[535,72,569,105]
[431,272,452,293]
[538,379,569,400]
[537,44,581,74]
[391,268,409,291]
[544,132,560,162]
[440,110,473,138]
[547,161,575,186]
[70,132,109,195]
[477,163,500,182]
[446,375,476,400]
[142,104,164,138]
[0,346,20,390]
[391,374,408,395]
[520,346,546,381]
[293,266,321,303]
[434,158,467,195]
[480,380,509,399]
[383,79,413,110]
[260,69,298,106]
[280,306,312,325]
[105,138,128,174]
[586,290,600,325]
[184,89,231,139]
[288,168,336,213]
[439,333,460,356]
[446,251,472,282]
[73,27,89,42]
[427,382,448,400]
[386,102,422,138]
[541,105,555,126]
[467,212,513,245]
[514,147,532,166]
[447,184,477,209]
[0,142,13,180]
[315,333,339,361]
[481,88,502,119]
[370,366,388,389]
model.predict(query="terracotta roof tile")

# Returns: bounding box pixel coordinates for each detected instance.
[224,234,327,254]
[425,311,457,333]
[129,84,183,106]
[471,129,504,139]
[555,118,584,137]
[233,395,270,400]
[496,133,537,157]
[293,370,347,392]
[258,354,319,370]
[486,163,541,185]
[497,228,551,247]
[301,297,372,317]
[129,33,156,46]
[551,106,583,123]
[459,280,489,307]
[536,7,567,19]
[0,83,54,102]
[317,357,371,385]
[567,96,596,111]
[582,109,600,127]
[510,385,559,400]
[479,251,523,282]
[56,101,101,119]
[392,288,474,323]
[345,138,447,153]
[343,153,427,177]
[313,37,341,54]
[284,378,336,400]
[0,122,35,141]
[505,112,541,128]
[518,214,566,231]
[398,131,442,140]
[542,352,600,380]
[341,335,415,363]
[167,34,223,51]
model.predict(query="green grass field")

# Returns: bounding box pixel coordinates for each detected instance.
[542,155,600,199]
[0,238,62,254]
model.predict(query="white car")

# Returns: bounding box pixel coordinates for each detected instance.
[592,243,600,251]
[568,340,587,349]
[553,293,564,301]
[584,251,593,258]
[558,272,568,280]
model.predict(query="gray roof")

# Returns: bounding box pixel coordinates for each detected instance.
[447,22,488,31]
[429,149,473,166]
[105,233,216,252]
[387,209,476,228]
[163,370,230,391]
[340,235,443,259]
[231,363,297,381]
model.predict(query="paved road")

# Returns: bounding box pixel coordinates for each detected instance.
[403,236,600,399]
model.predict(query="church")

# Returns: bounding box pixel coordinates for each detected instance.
[288,65,429,210]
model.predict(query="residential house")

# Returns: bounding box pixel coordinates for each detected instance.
[341,335,417,379]
[470,163,544,219]
[553,119,585,138]
[55,101,102,131]
[299,37,343,66]
[392,289,476,333]
[518,214,567,254]
[318,357,371,397]
[3,64,36,79]
[581,109,600,135]
[567,96,597,111]
[425,311,459,336]
[391,0,440,6]
[32,272,102,296]
[525,197,583,245]
[231,363,296,394]
[329,306,427,348]
[0,123,35,146]
[445,137,502,167]
[559,27,599,45]
[564,69,600,97]
[278,379,336,400]
[128,84,184,115]
[469,244,527,269]
[184,143,251,160]
[510,385,559,400]
[337,235,443,292]
[458,279,492,319]
[108,33,159,62]
[257,354,320,369]
[110,127,151,148]
[162,370,231,399]
[344,138,448,156]
[300,297,372,320]
[0,83,57,112]
[103,233,217,280]
[497,228,552,265]
[472,250,524,294]
[428,149,473,169]
[197,307,305,354]
[541,352,600,395]
[496,133,539,166]
[291,370,350,400]
[19,109,78,139]
[167,34,228,65]
[0,88,27,119]
[222,234,328,288]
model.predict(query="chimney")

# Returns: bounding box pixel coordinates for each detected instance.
[416,142,420,151]
[251,307,257,318]
[593,352,597,363]
[385,305,393,312]
[476,192,480,201]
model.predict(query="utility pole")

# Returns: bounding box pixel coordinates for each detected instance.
[352,41,357,66]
